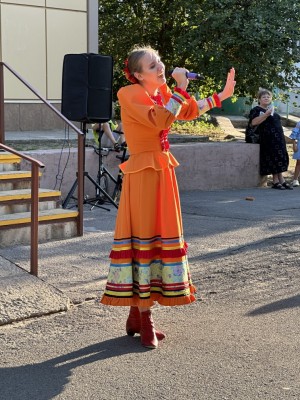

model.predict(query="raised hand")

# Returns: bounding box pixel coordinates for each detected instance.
[218,68,236,101]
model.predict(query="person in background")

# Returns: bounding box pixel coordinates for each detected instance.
[100,45,236,349]
[92,121,125,151]
[289,121,300,187]
[249,89,292,190]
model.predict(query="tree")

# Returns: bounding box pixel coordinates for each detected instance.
[98,0,300,100]
[181,0,300,97]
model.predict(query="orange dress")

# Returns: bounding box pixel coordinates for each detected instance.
[100,83,200,307]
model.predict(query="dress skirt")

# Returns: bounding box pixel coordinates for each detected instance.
[100,152,196,307]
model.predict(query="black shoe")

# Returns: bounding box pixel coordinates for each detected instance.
[272,183,285,190]
[281,181,293,190]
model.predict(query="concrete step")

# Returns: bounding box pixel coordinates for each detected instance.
[0,209,79,247]
[0,208,78,227]
[0,151,21,171]
[0,219,78,247]
[0,170,42,190]
[0,150,79,246]
[0,188,62,214]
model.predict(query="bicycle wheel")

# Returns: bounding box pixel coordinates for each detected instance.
[96,172,109,203]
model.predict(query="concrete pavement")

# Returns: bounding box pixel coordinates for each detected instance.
[1,185,300,325]
[1,116,300,400]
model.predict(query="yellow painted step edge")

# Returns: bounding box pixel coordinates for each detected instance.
[0,191,61,202]
[0,211,78,226]
[0,171,42,180]
[0,154,21,163]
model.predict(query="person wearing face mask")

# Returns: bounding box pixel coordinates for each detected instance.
[249,88,292,190]
[100,45,236,349]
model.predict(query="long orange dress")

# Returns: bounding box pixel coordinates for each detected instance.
[100,83,200,307]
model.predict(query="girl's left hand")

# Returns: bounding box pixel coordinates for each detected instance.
[218,68,236,101]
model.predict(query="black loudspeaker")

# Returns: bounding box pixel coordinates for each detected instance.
[61,53,113,123]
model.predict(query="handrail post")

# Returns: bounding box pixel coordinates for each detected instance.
[77,133,84,236]
[0,63,5,144]
[30,163,40,276]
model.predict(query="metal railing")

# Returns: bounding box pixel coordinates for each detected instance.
[0,143,44,275]
[0,61,85,275]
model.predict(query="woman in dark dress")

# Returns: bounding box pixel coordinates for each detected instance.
[249,88,292,190]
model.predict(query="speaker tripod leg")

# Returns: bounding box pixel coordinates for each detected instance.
[85,173,118,209]
[62,178,78,209]
[90,173,109,210]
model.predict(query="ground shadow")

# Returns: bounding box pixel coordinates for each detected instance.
[0,335,146,400]
[246,294,300,316]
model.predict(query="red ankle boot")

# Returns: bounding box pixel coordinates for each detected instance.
[126,307,166,341]
[126,306,140,336]
[140,310,158,349]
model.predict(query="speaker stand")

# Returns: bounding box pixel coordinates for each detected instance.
[62,122,118,211]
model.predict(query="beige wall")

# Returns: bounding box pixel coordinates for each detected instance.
[21,143,263,199]
[0,0,89,101]
[0,0,99,130]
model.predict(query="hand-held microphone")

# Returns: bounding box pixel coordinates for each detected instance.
[168,70,205,80]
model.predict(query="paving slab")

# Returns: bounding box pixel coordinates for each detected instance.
[0,256,70,325]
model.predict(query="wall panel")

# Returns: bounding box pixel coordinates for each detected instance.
[1,1,45,6]
[46,9,87,99]
[46,0,87,11]
[1,4,46,99]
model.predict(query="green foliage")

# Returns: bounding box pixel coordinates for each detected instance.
[171,115,222,135]
[98,0,300,101]
[171,121,223,136]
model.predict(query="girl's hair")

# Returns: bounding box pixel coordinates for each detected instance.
[257,88,272,100]
[127,46,159,76]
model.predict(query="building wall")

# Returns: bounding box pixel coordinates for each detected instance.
[0,0,98,130]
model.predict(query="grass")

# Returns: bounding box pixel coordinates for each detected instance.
[171,118,223,135]
[170,117,228,142]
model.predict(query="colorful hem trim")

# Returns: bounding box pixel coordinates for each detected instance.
[102,236,195,306]
[100,288,196,307]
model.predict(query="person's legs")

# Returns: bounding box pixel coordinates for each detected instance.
[114,122,126,145]
[293,160,300,186]
[101,122,122,151]
[278,173,293,189]
[272,173,286,189]
[273,173,280,184]
[102,122,118,145]
[126,306,165,345]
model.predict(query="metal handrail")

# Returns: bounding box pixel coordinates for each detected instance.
[0,143,44,275]
[0,61,85,275]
